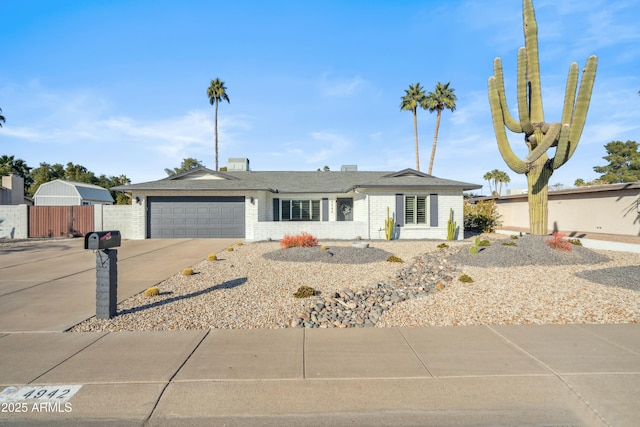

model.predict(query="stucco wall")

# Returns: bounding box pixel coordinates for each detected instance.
[494,188,640,236]
[0,205,28,239]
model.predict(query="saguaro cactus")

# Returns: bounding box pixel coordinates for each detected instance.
[488,0,597,235]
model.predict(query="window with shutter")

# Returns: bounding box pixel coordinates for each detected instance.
[405,195,428,225]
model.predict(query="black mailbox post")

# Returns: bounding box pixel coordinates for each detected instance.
[85,231,121,319]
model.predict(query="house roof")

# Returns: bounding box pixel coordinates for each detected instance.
[34,179,114,202]
[114,167,482,193]
[471,181,640,202]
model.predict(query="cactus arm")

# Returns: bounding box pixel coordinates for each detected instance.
[493,58,522,133]
[523,0,544,123]
[489,77,528,174]
[551,124,571,169]
[516,47,534,134]
[567,55,598,159]
[561,62,579,125]
[524,122,561,163]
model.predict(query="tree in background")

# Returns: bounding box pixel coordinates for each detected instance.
[27,162,130,204]
[483,169,510,196]
[0,108,5,127]
[487,0,597,234]
[574,177,607,187]
[165,158,206,176]
[0,155,33,189]
[400,83,427,171]
[425,82,457,175]
[592,140,639,183]
[207,78,230,171]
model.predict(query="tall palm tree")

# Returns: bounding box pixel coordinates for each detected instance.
[495,170,511,196]
[483,170,494,195]
[206,78,230,171]
[400,83,428,170]
[425,82,457,175]
[0,108,5,127]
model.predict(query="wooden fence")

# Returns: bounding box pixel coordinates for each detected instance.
[29,206,94,238]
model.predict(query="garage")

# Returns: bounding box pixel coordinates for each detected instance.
[147,196,245,238]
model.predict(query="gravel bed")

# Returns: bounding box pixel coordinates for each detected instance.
[448,234,611,267]
[70,237,640,331]
[262,245,393,264]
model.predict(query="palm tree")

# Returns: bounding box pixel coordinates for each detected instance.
[0,108,5,127]
[425,82,457,175]
[206,78,230,171]
[483,170,494,195]
[494,170,511,195]
[400,83,428,171]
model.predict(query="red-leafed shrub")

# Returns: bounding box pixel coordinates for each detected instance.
[545,232,572,251]
[280,232,318,249]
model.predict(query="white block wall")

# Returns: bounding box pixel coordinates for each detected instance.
[94,204,146,240]
[367,191,464,240]
[0,205,28,239]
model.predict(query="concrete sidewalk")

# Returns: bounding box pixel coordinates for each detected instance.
[1,324,639,426]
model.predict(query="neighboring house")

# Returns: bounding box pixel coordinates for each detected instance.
[473,182,640,237]
[114,159,481,240]
[1,174,25,205]
[33,180,114,206]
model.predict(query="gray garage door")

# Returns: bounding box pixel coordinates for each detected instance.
[147,196,245,238]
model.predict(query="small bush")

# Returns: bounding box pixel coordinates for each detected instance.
[569,238,582,246]
[320,245,327,251]
[469,246,479,255]
[459,274,474,283]
[236,242,243,246]
[386,255,404,263]
[478,239,491,247]
[546,232,573,252]
[437,243,449,249]
[463,200,502,233]
[510,235,519,240]
[280,232,318,249]
[144,287,160,297]
[182,268,194,276]
[293,285,316,298]
[502,241,517,247]
[207,254,218,261]
[226,247,234,252]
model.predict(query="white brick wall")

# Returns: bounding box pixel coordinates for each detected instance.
[0,205,28,239]
[366,191,464,240]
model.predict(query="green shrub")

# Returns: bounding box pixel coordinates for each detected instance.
[463,200,501,233]
[478,239,491,247]
[568,238,582,246]
[182,268,194,276]
[510,235,519,240]
[386,255,404,263]
[502,241,517,246]
[207,254,218,261]
[459,274,474,283]
[437,243,449,249]
[293,285,316,298]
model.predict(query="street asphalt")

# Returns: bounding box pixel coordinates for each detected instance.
[0,237,638,426]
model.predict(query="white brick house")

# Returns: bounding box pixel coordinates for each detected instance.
[113,164,481,241]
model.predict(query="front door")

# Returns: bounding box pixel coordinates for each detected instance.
[337,198,353,221]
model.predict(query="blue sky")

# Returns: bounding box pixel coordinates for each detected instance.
[1,0,639,193]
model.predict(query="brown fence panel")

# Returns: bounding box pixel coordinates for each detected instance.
[29,206,94,238]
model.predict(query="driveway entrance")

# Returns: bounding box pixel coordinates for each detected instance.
[0,238,236,332]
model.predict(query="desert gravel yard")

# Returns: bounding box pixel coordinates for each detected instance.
[71,235,640,331]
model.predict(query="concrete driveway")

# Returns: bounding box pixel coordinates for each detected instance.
[0,238,236,332]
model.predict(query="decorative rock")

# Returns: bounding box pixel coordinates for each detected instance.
[352,242,370,249]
